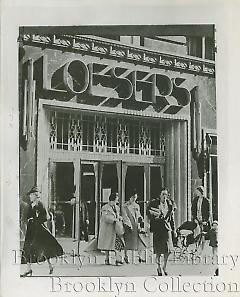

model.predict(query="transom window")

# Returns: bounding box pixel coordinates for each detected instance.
[48,110,166,157]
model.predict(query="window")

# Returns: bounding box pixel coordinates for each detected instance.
[48,110,166,157]
[187,36,203,58]
[187,36,215,60]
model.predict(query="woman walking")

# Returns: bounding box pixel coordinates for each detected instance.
[147,188,177,276]
[21,187,64,277]
[97,192,125,266]
[122,190,147,264]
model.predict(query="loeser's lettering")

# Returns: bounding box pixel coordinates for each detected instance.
[40,57,191,114]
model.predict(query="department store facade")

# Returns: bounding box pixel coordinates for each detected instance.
[19,32,217,240]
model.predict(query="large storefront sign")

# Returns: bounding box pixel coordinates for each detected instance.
[39,58,191,115]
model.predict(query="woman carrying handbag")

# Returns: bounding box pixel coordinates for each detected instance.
[97,192,125,266]
[147,188,177,276]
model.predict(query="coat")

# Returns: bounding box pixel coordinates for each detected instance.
[21,201,64,264]
[191,196,210,222]
[97,203,120,251]
[146,198,176,254]
[122,201,147,250]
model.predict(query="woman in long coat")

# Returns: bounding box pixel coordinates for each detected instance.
[21,187,64,277]
[146,188,177,276]
[97,192,125,266]
[122,190,147,263]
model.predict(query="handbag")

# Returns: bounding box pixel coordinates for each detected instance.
[115,220,125,236]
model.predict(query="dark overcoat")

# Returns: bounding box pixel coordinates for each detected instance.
[146,198,176,254]
[21,201,64,264]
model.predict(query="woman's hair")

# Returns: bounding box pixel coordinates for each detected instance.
[160,187,169,194]
[27,186,40,195]
[109,192,118,201]
[212,220,218,226]
[196,186,204,195]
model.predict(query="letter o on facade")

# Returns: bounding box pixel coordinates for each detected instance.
[63,60,89,94]
[143,277,157,292]
[85,282,96,292]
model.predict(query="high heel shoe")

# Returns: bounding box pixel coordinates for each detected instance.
[49,267,54,275]
[163,270,168,276]
[105,259,110,265]
[124,256,130,264]
[20,270,33,277]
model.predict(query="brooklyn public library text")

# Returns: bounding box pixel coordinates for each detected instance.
[51,276,239,295]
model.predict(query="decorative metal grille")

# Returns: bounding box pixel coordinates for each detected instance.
[48,110,166,157]
[117,121,129,154]
[139,124,151,156]
[68,117,82,151]
[49,112,57,150]
[94,116,107,153]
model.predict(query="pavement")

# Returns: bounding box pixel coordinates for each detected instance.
[20,238,218,277]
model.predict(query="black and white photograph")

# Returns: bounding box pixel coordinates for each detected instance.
[1,2,240,297]
[18,25,218,277]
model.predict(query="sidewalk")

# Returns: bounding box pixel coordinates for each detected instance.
[20,239,217,277]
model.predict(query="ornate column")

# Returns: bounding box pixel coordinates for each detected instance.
[165,120,189,226]
[37,104,50,207]
[174,122,181,227]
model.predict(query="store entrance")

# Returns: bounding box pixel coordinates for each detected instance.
[48,159,165,241]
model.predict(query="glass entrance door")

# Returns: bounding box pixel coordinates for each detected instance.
[80,162,98,239]
[123,163,165,223]
[125,165,145,216]
[49,162,76,238]
[99,162,121,209]
[150,165,164,200]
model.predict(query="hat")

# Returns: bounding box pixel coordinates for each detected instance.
[196,186,204,195]
[27,186,40,195]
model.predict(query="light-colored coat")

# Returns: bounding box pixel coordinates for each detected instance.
[97,203,119,251]
[122,201,146,250]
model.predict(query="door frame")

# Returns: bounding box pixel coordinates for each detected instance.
[47,155,165,239]
[79,160,99,238]
[48,159,77,239]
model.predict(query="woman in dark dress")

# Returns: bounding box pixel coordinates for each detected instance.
[21,187,64,277]
[147,188,177,276]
